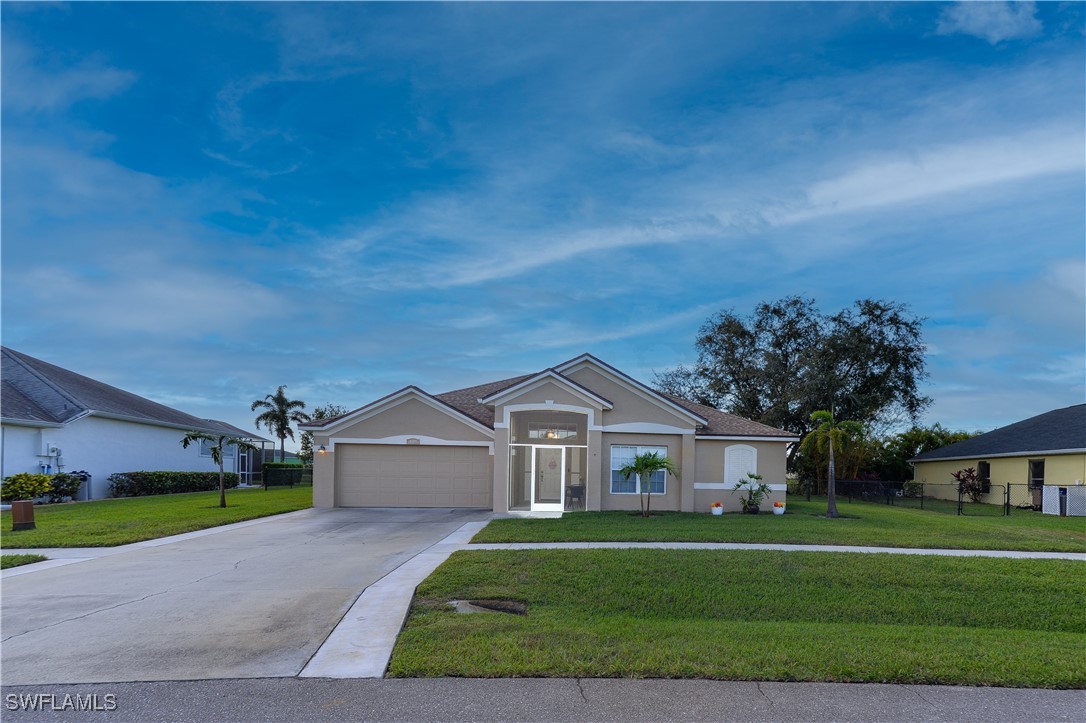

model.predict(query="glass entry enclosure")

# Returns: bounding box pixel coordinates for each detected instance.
[508,411,588,512]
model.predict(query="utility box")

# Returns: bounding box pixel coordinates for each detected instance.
[11,501,35,531]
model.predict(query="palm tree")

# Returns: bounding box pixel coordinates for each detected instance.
[251,385,310,463]
[802,410,862,518]
[619,451,679,518]
[181,431,259,508]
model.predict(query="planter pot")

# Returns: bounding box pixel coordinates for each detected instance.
[711,507,723,516]
[743,505,760,515]
[773,507,785,515]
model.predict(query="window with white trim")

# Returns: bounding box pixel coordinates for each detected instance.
[610,445,668,495]
[724,444,756,486]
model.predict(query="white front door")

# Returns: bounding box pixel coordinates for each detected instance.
[533,446,564,512]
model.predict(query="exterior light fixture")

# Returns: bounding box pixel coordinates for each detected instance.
[317,445,327,454]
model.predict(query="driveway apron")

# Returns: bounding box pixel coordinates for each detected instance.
[0,507,490,686]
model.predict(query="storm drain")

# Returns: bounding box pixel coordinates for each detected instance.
[448,599,528,615]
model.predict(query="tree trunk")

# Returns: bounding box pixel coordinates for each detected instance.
[644,473,652,518]
[826,437,839,518]
[219,463,227,508]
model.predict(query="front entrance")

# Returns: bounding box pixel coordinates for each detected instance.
[508,409,589,513]
[508,443,588,512]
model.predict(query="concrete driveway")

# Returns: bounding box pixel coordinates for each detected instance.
[1,507,491,686]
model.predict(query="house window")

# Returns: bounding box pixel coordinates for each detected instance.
[978,461,991,494]
[724,444,757,487]
[610,445,667,495]
[1029,460,1044,489]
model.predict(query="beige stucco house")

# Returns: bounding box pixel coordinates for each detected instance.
[303,354,797,514]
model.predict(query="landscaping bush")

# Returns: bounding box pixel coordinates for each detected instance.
[108,471,239,498]
[262,462,304,487]
[47,472,87,503]
[1,473,53,502]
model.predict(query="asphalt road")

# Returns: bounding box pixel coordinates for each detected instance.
[2,678,1083,722]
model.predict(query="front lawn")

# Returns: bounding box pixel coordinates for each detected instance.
[1,554,48,569]
[389,549,1086,687]
[0,486,312,548]
[473,498,1086,552]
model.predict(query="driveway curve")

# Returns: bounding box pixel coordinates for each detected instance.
[0,508,491,686]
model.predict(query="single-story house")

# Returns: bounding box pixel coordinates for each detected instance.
[0,346,271,499]
[910,404,1086,514]
[303,354,797,514]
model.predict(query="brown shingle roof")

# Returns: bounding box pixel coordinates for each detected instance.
[660,393,798,438]
[302,359,795,439]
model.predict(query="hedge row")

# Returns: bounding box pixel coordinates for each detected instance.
[108,471,239,498]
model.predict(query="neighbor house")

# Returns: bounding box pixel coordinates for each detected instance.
[303,354,797,514]
[910,404,1086,514]
[0,347,271,498]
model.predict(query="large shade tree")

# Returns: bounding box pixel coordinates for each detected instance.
[619,451,679,518]
[180,431,258,508]
[655,297,930,469]
[251,386,310,463]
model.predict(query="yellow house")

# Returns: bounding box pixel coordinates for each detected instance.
[910,404,1086,512]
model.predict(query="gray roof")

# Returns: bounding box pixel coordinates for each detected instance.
[912,404,1086,462]
[204,419,271,443]
[1,346,227,434]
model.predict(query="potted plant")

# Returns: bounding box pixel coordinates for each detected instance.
[773,500,786,515]
[733,473,771,515]
[710,501,724,516]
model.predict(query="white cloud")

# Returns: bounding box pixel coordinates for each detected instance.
[777,127,1083,224]
[936,2,1042,44]
[2,37,136,113]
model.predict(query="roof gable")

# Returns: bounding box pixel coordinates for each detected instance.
[477,369,613,409]
[302,385,495,439]
[554,354,707,426]
[912,404,1086,462]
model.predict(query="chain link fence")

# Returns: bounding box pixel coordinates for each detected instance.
[841,480,1007,516]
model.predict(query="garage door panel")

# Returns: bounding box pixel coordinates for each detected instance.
[334,444,491,508]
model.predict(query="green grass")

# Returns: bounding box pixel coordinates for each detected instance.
[1,553,48,569]
[390,549,1086,687]
[0,486,312,548]
[473,498,1086,552]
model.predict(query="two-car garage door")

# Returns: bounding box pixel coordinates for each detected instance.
[334,444,492,508]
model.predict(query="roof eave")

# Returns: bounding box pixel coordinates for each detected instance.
[910,448,1086,464]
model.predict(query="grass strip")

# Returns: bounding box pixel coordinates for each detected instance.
[473,498,1086,552]
[1,554,48,569]
[0,486,312,548]
[389,549,1086,688]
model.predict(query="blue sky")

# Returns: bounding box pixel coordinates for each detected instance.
[3,2,1083,446]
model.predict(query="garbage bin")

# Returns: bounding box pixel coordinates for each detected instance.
[1059,487,1068,517]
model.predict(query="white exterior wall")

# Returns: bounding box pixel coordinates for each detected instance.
[2,417,221,499]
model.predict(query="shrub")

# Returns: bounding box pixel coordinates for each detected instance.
[952,467,985,504]
[1,473,53,502]
[263,465,303,487]
[108,471,240,498]
[47,472,87,503]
